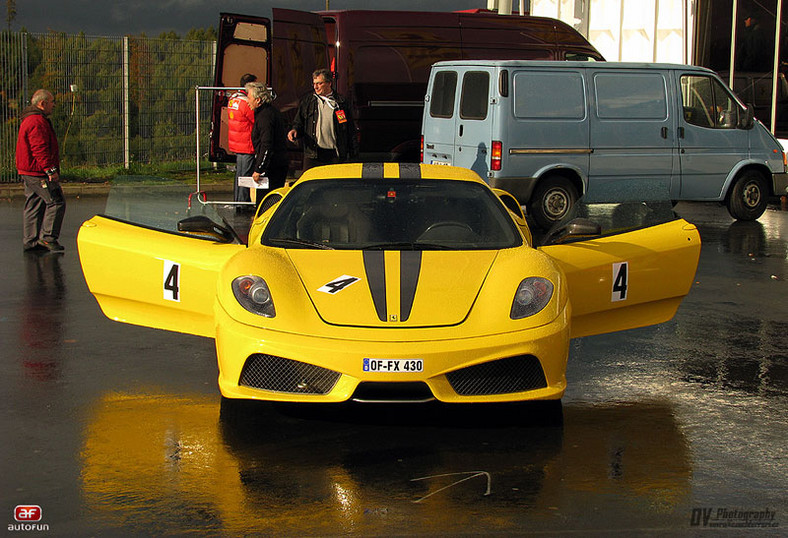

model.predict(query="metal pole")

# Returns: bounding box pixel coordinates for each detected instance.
[618,0,625,61]
[22,32,28,113]
[123,36,130,169]
[211,40,218,170]
[771,0,783,134]
[683,0,688,64]
[192,86,252,205]
[586,0,592,42]
[195,86,201,192]
[654,0,660,62]
[729,0,738,89]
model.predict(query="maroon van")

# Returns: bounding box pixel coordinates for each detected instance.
[209,8,603,169]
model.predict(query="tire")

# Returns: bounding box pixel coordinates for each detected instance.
[529,175,579,229]
[726,170,768,221]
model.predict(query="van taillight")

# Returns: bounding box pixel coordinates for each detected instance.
[491,141,502,171]
[420,135,424,163]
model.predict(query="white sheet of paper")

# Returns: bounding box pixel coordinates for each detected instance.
[238,175,269,189]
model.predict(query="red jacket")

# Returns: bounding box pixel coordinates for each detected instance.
[16,106,59,177]
[227,91,255,154]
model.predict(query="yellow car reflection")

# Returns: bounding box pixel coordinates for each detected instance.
[81,392,691,533]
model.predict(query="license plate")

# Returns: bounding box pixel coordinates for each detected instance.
[363,358,423,373]
[430,159,450,165]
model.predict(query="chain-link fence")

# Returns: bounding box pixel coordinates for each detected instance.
[0,31,216,183]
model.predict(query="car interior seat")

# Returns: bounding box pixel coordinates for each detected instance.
[296,190,372,244]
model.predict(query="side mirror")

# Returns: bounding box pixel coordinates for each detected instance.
[541,218,602,245]
[739,104,755,129]
[177,216,235,243]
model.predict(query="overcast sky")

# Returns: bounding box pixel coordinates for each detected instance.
[13,1,489,36]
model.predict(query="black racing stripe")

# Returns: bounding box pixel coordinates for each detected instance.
[361,162,384,179]
[363,251,387,321]
[398,163,422,179]
[399,251,421,322]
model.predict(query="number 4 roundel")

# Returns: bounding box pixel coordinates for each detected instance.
[318,275,360,294]
[612,262,628,302]
[163,260,180,302]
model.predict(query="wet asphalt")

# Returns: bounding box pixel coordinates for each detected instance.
[0,193,786,536]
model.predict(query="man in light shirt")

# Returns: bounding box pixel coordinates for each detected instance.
[287,68,358,170]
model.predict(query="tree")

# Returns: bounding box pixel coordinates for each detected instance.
[5,0,15,30]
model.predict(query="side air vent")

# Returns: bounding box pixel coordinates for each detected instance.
[239,354,340,394]
[446,355,547,396]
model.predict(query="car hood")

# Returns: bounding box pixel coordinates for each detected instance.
[287,250,499,328]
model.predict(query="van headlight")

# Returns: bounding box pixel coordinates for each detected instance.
[232,275,276,317]
[510,277,553,319]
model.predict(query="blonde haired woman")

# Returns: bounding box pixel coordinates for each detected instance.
[246,82,289,205]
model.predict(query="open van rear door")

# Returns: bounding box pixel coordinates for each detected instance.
[271,9,329,121]
[210,13,272,162]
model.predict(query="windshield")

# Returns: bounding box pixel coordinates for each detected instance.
[262,178,522,250]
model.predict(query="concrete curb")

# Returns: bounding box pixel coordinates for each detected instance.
[0,181,234,199]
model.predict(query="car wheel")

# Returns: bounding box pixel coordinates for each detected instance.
[530,176,579,229]
[726,170,768,221]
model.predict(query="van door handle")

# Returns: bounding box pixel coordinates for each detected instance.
[459,124,463,137]
[678,127,685,138]
[661,127,668,139]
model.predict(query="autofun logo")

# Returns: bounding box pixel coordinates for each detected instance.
[9,505,49,532]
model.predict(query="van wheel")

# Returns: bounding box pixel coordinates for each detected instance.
[530,176,578,229]
[726,170,768,221]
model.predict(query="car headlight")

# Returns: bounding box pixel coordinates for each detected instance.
[510,277,553,319]
[232,275,276,317]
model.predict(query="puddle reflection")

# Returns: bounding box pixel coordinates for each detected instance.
[81,394,690,534]
[19,251,66,381]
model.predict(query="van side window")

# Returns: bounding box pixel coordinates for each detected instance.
[594,73,668,119]
[460,71,490,120]
[513,71,585,119]
[430,71,458,118]
[681,75,740,129]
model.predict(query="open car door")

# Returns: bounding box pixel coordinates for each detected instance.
[210,13,272,162]
[77,185,245,338]
[539,202,701,339]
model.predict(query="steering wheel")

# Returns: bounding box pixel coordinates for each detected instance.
[418,221,478,243]
[423,221,474,234]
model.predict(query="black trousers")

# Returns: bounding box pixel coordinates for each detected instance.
[303,148,339,170]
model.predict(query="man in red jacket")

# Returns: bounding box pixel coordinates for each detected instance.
[227,73,257,207]
[16,89,66,252]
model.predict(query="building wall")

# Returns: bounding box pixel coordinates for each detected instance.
[531,0,693,63]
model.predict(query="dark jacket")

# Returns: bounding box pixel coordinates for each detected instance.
[251,103,289,174]
[16,106,59,177]
[291,92,359,162]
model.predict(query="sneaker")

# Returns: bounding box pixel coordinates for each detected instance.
[24,243,47,252]
[37,239,64,252]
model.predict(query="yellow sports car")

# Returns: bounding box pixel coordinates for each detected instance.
[78,164,700,404]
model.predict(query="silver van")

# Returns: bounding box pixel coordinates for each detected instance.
[421,60,788,228]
